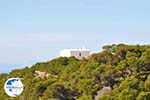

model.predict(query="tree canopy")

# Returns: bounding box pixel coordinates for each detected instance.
[1,44,150,100]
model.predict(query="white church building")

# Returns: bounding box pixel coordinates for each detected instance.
[60,49,90,59]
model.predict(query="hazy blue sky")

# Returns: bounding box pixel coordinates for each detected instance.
[0,0,150,73]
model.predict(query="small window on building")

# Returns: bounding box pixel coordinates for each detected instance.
[79,53,81,56]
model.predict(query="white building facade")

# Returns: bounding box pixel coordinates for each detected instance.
[60,49,90,59]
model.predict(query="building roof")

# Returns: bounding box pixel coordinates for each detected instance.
[60,49,89,52]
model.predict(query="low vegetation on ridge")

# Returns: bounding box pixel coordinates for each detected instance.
[1,44,150,100]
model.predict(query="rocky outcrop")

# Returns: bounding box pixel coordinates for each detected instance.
[95,86,112,100]
[34,71,50,79]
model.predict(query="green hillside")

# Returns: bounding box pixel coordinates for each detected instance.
[1,44,150,100]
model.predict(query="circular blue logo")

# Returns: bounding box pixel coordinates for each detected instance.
[4,78,24,97]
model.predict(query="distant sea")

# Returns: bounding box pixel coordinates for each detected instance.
[0,64,29,74]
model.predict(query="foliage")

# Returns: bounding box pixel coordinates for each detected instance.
[1,44,150,100]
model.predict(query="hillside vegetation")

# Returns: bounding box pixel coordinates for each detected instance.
[1,44,150,100]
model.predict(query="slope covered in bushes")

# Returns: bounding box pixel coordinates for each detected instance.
[1,44,150,100]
